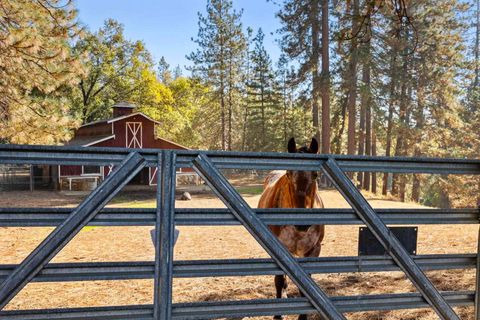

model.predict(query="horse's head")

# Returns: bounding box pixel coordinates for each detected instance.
[286,137,319,208]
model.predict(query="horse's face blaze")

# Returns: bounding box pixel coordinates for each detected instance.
[286,137,319,209]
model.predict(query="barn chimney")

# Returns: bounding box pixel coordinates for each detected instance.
[112,102,135,118]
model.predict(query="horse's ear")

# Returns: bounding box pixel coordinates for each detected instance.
[309,137,319,154]
[287,137,297,153]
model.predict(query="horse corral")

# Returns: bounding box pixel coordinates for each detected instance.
[0,145,479,320]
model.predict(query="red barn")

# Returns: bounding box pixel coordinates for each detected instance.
[59,102,190,190]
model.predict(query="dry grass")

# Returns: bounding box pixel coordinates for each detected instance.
[0,187,477,319]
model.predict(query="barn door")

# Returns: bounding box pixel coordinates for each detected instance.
[126,122,142,148]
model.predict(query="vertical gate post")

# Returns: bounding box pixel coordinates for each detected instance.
[0,152,146,310]
[153,151,176,320]
[322,158,459,320]
[192,153,346,320]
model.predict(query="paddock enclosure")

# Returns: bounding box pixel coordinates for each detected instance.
[0,145,479,319]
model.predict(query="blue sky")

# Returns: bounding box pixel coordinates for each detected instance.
[75,0,282,72]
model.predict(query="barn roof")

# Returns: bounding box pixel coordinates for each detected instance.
[80,112,161,128]
[65,135,115,147]
[69,110,190,150]
[66,134,189,149]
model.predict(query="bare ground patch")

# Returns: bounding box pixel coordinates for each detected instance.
[0,188,477,319]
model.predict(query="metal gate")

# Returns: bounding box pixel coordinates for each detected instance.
[0,144,479,319]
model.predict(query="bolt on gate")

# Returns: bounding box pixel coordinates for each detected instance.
[0,144,479,319]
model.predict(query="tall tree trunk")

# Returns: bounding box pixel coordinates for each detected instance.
[227,93,233,151]
[261,85,266,148]
[357,31,372,189]
[411,149,421,202]
[289,83,295,138]
[357,77,366,186]
[412,65,425,202]
[242,43,250,152]
[383,53,397,195]
[304,105,308,138]
[363,42,371,190]
[393,32,411,199]
[311,1,321,145]
[220,35,226,150]
[371,129,377,193]
[242,105,248,151]
[392,68,409,196]
[227,91,233,151]
[475,0,480,88]
[397,84,412,202]
[321,0,330,153]
[346,0,359,155]
[227,52,234,151]
[391,77,406,198]
[220,78,226,151]
[282,74,288,145]
[333,103,347,154]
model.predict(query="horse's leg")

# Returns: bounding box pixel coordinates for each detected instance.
[274,274,288,320]
[298,244,322,320]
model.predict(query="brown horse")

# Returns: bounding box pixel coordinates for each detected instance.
[258,137,325,320]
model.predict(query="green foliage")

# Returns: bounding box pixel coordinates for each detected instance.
[135,74,210,149]
[245,29,282,151]
[132,68,175,134]
[187,0,247,150]
[3,0,480,209]
[70,19,153,124]
[0,0,84,144]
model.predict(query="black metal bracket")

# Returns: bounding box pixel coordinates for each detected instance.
[358,226,418,256]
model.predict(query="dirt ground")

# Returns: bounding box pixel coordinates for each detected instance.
[0,183,477,319]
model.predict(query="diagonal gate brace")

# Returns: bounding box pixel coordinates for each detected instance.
[0,152,146,310]
[193,153,345,320]
[322,158,460,320]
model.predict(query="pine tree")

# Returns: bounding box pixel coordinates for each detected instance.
[188,0,246,150]
[346,0,360,156]
[0,0,83,144]
[276,0,324,148]
[241,27,254,151]
[321,0,331,153]
[277,55,291,146]
[158,56,172,84]
[245,29,280,151]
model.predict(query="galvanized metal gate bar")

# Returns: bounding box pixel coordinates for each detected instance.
[0,152,146,310]
[1,207,478,227]
[0,253,474,282]
[0,290,474,319]
[192,153,346,320]
[322,158,460,320]
[2,144,480,174]
[153,151,176,320]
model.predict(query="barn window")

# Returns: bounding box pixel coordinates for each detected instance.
[82,166,101,175]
